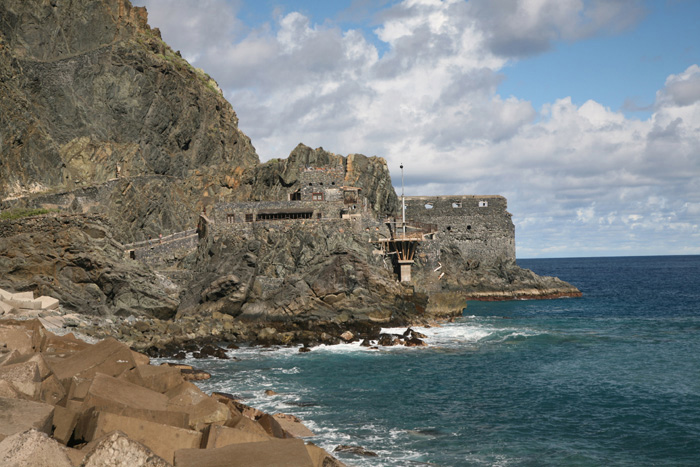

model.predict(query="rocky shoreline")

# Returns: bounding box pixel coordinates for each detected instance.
[0,317,348,466]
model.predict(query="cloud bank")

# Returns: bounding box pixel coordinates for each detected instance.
[134,0,699,257]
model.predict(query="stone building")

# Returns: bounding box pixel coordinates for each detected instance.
[402,195,515,268]
[204,161,516,284]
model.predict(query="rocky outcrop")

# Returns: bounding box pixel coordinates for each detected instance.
[177,219,433,339]
[0,0,259,242]
[0,214,178,319]
[248,144,399,217]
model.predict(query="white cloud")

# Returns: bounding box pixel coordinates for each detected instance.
[132,0,700,257]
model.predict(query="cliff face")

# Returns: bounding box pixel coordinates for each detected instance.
[0,0,259,241]
[179,219,430,337]
[0,214,178,319]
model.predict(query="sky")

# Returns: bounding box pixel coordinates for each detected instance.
[131,0,700,258]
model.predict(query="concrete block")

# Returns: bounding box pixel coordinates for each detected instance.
[65,398,85,413]
[0,288,12,300]
[66,375,92,401]
[37,296,59,310]
[0,301,15,315]
[272,413,315,438]
[131,349,151,366]
[52,405,79,445]
[202,424,271,449]
[10,291,34,300]
[0,428,73,467]
[165,381,209,407]
[43,331,91,354]
[257,413,292,439]
[0,349,20,367]
[82,373,169,413]
[8,298,43,310]
[135,364,183,393]
[305,443,346,467]
[81,430,173,467]
[66,447,86,467]
[0,326,34,354]
[0,397,54,441]
[174,439,315,467]
[49,337,136,386]
[224,413,270,438]
[182,397,231,431]
[228,399,265,420]
[79,410,201,464]
[0,360,41,399]
[6,352,53,379]
[0,380,21,399]
[40,373,67,405]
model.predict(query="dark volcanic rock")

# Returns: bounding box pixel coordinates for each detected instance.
[334,445,378,457]
[0,0,259,242]
[179,220,429,332]
[0,214,177,318]
[249,144,398,217]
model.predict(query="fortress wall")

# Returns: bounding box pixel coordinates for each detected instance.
[297,167,346,201]
[403,195,515,267]
[129,233,198,264]
[211,199,369,225]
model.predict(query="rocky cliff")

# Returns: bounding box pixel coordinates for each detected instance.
[0,0,259,241]
[249,144,399,217]
[0,214,178,319]
[0,0,580,344]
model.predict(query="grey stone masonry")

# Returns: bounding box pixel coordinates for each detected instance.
[124,229,198,265]
[402,195,515,267]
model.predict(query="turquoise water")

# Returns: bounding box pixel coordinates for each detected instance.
[189,256,700,466]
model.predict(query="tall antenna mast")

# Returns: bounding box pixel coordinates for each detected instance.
[400,163,406,237]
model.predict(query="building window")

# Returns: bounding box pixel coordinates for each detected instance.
[289,191,301,201]
[317,213,322,219]
[479,201,488,207]
[425,203,433,209]
[245,214,254,222]
[452,202,462,208]
[226,214,235,224]
[312,192,324,201]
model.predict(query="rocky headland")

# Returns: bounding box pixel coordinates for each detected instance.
[1,0,581,463]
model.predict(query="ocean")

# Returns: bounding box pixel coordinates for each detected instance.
[187,255,700,466]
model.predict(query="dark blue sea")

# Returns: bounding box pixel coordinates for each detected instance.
[189,256,700,466]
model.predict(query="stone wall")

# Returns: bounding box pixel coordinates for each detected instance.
[210,199,371,225]
[125,229,198,266]
[403,195,515,268]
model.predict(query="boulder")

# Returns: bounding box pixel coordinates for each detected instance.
[0,429,72,467]
[333,444,378,457]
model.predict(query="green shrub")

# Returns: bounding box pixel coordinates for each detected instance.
[0,208,58,220]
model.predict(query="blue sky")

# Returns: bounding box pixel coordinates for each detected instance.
[134,0,700,258]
